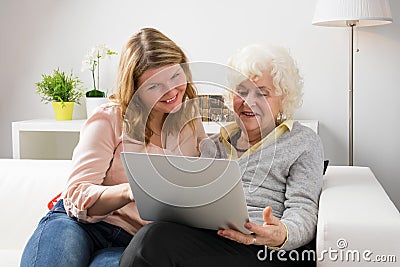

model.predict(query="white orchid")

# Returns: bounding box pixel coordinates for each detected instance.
[81,44,117,96]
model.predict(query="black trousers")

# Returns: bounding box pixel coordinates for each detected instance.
[119,222,316,267]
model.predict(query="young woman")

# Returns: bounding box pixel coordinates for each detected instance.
[21,27,206,267]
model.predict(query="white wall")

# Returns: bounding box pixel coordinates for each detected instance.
[1,0,399,209]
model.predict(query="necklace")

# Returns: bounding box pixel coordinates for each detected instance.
[234,145,248,153]
[230,130,249,153]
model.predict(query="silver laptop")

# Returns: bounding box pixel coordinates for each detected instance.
[121,152,251,234]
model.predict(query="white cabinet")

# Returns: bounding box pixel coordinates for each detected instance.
[12,119,318,160]
[11,120,226,160]
[12,120,85,159]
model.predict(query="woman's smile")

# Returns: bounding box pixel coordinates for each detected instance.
[161,93,178,104]
[240,111,258,118]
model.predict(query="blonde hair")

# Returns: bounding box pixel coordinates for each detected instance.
[226,44,303,118]
[110,28,198,144]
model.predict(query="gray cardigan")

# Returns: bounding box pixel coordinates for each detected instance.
[200,121,324,250]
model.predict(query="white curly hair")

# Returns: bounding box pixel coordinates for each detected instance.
[226,44,303,119]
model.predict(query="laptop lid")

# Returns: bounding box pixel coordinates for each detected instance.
[121,152,251,234]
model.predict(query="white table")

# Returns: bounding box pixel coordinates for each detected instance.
[11,120,229,160]
[12,119,84,159]
[12,119,318,160]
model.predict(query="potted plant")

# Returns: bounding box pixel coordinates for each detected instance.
[36,69,83,120]
[81,44,117,117]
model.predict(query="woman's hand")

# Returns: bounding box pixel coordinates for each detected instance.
[217,206,287,247]
[87,183,134,217]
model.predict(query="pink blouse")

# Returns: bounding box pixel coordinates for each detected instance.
[62,102,205,235]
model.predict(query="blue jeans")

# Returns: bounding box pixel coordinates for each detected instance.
[21,200,133,267]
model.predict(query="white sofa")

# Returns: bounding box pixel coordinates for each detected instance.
[1,159,399,266]
[0,159,69,267]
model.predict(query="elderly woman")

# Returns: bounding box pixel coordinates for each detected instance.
[119,44,324,266]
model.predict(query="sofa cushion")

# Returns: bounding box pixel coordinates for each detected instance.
[0,249,23,267]
[0,159,70,264]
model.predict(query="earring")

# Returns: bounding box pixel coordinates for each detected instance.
[275,112,287,126]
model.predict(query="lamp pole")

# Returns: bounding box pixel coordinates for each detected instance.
[348,21,356,166]
[312,0,392,166]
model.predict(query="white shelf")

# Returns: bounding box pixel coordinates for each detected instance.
[12,119,85,132]
[11,119,318,160]
[202,121,230,134]
[12,120,85,159]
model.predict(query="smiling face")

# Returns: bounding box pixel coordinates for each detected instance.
[233,70,283,139]
[137,64,187,116]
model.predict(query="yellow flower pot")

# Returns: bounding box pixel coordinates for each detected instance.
[52,102,74,120]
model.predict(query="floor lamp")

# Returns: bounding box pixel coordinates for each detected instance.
[312,0,392,166]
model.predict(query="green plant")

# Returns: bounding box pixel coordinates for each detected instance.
[36,69,84,105]
[81,44,117,97]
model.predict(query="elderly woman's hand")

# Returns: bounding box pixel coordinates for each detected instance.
[217,206,287,248]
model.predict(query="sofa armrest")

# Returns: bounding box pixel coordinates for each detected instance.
[317,166,400,266]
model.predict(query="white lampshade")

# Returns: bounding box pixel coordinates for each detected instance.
[313,0,393,27]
